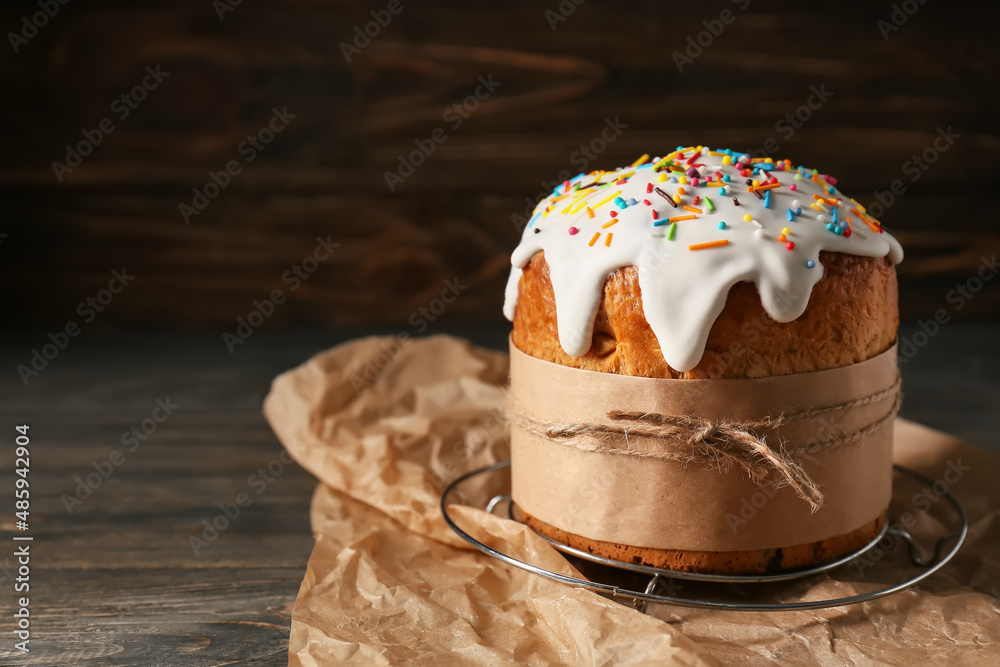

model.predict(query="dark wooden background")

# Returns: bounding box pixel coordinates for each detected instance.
[1,0,998,328]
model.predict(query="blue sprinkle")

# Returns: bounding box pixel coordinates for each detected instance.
[718,221,727,230]
[722,174,731,183]
[718,187,727,196]
[756,162,775,171]
[627,197,638,206]
[831,207,838,224]
[833,225,843,235]
[826,223,835,232]
[763,191,771,209]
[787,208,795,222]
[724,148,733,156]
[793,207,802,216]
[670,176,678,183]
[676,145,684,150]
[652,219,669,227]
[806,260,816,269]
[827,186,835,194]
[527,212,541,228]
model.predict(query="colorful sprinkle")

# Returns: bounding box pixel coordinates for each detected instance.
[683,205,703,214]
[718,221,727,230]
[588,232,600,246]
[689,239,729,251]
[592,190,620,208]
[654,187,678,207]
[806,260,816,269]
[704,196,715,212]
[667,222,677,240]
[604,233,613,247]
[669,214,697,222]
[601,219,618,229]
[568,226,579,235]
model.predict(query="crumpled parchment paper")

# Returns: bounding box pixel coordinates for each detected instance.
[263,335,1000,666]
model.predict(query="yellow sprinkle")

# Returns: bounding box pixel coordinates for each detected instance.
[601,219,618,229]
[782,227,790,235]
[678,176,688,185]
[708,151,725,156]
[630,154,650,167]
[672,194,681,204]
[811,202,824,212]
[752,179,760,187]
[586,207,594,219]
[722,155,733,165]
[592,190,621,208]
[658,173,669,182]
[568,199,589,214]
[588,232,600,247]
[604,232,613,247]
[743,214,752,222]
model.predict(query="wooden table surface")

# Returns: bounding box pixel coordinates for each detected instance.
[0,324,996,666]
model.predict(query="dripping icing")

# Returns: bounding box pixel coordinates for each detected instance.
[503,147,904,372]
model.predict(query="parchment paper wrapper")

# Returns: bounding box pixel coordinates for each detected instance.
[264,335,1000,666]
[509,341,897,552]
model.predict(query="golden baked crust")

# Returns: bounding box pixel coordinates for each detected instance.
[521,509,886,575]
[510,250,898,573]
[511,251,898,379]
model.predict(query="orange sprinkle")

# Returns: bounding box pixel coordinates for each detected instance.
[688,239,729,251]
[668,214,697,222]
[588,232,601,246]
[845,216,852,229]
[604,232,613,247]
[586,206,594,219]
[601,219,618,229]
[852,208,882,233]
[778,234,787,242]
[683,205,703,214]
[748,182,781,192]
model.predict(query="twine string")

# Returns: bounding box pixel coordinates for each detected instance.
[509,375,902,512]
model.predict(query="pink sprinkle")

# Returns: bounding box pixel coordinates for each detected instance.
[646,182,653,193]
[735,161,744,170]
[776,162,785,171]
[824,175,837,185]
[789,184,797,191]
[691,177,700,186]
[568,226,579,235]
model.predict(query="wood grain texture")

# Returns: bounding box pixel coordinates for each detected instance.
[0,0,998,328]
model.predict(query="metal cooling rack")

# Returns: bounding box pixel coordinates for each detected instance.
[441,461,967,612]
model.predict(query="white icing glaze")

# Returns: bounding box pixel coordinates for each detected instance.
[504,147,904,372]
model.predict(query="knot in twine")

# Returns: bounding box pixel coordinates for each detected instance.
[509,375,902,513]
